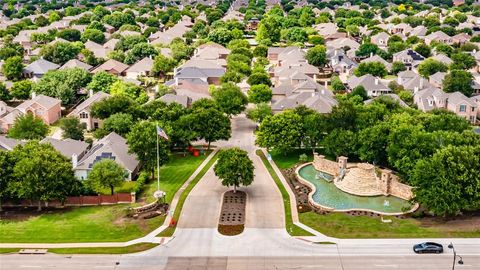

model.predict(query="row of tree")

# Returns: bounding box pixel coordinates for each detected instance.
[256,95,480,216]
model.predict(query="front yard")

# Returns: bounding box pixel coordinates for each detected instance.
[0,152,211,243]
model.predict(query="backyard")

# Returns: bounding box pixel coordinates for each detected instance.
[0,151,211,243]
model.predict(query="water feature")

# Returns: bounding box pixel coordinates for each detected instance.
[298,164,412,214]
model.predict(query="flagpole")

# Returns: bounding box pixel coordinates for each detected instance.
[156,129,160,193]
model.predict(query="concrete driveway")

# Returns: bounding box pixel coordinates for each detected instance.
[177,115,284,229]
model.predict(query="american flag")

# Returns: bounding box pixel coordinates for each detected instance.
[156,126,169,140]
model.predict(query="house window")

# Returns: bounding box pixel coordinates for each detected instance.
[459,105,466,112]
[429,100,433,106]
[80,112,88,119]
[472,107,476,112]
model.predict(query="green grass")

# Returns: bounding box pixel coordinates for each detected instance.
[157,151,219,237]
[143,152,211,204]
[97,181,137,195]
[256,150,313,236]
[300,212,480,238]
[0,153,210,243]
[269,149,314,169]
[49,243,158,254]
[0,248,20,254]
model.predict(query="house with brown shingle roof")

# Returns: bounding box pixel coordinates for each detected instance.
[91,59,129,76]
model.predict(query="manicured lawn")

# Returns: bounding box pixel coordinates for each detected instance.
[97,181,137,195]
[0,152,210,243]
[257,150,313,237]
[0,248,20,254]
[270,149,314,169]
[49,243,158,254]
[300,212,480,238]
[157,151,219,237]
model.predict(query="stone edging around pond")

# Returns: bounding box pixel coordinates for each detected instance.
[294,163,419,216]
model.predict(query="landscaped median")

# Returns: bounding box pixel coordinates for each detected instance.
[157,151,220,237]
[0,152,212,244]
[256,149,313,236]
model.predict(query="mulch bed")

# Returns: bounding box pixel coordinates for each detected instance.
[282,167,313,213]
[218,224,245,236]
[218,190,246,236]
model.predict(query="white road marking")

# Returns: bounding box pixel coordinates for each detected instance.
[20,266,41,268]
[374,264,399,268]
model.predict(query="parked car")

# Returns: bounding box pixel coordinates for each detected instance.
[413,242,444,253]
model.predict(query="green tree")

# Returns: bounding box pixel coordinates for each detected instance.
[2,56,24,81]
[355,43,379,57]
[59,117,85,140]
[191,108,231,149]
[323,128,356,157]
[48,12,61,23]
[414,43,431,58]
[214,148,254,193]
[0,83,11,101]
[33,68,91,104]
[442,70,473,96]
[0,151,15,211]
[152,54,176,77]
[10,80,33,100]
[86,159,126,195]
[349,85,368,100]
[57,29,81,42]
[127,121,170,176]
[212,83,248,116]
[208,28,234,46]
[450,53,477,70]
[91,95,139,119]
[246,103,273,123]
[109,81,148,104]
[124,43,158,65]
[256,110,302,154]
[411,145,480,216]
[247,72,272,86]
[305,45,327,67]
[87,71,119,93]
[354,62,388,78]
[247,84,272,104]
[8,114,48,140]
[103,113,134,136]
[11,141,78,211]
[391,61,406,75]
[40,42,81,65]
[331,76,345,92]
[418,58,448,78]
[81,29,105,43]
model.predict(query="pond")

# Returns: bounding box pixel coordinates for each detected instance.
[298,164,412,214]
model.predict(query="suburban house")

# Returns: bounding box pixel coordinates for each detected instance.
[160,94,191,107]
[347,74,391,97]
[370,32,390,50]
[271,90,337,114]
[392,49,425,70]
[60,59,93,71]
[425,31,453,45]
[327,48,357,74]
[0,135,25,151]
[73,132,140,181]
[91,59,130,76]
[84,40,113,59]
[68,91,110,130]
[171,63,225,86]
[361,54,392,72]
[41,137,89,161]
[0,94,62,133]
[125,57,154,79]
[23,58,60,81]
[414,88,478,123]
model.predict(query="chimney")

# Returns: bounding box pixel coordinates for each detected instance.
[89,89,94,97]
[334,50,338,56]
[375,78,379,85]
[420,79,424,89]
[31,92,36,99]
[72,154,78,168]
[414,86,419,93]
[370,52,373,58]
[321,89,325,95]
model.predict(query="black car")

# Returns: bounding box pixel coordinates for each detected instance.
[413,242,444,254]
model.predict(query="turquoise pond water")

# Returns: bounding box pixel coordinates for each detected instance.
[298,164,412,213]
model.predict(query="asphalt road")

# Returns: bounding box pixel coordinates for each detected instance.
[1,253,479,270]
